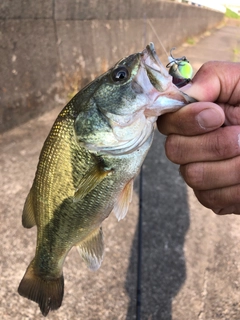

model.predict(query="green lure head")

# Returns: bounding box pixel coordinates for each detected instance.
[166,48,193,88]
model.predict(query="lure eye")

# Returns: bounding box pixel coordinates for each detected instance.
[112,66,129,83]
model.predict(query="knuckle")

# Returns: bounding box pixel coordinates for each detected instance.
[234,157,240,182]
[211,132,226,158]
[157,113,177,135]
[165,135,181,163]
[208,127,240,159]
[212,208,222,215]
[227,185,240,207]
[213,206,240,215]
[197,61,218,78]
[195,185,240,213]
[200,61,213,72]
[194,189,219,210]
[180,163,204,189]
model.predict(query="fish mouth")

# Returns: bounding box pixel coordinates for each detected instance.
[139,42,196,116]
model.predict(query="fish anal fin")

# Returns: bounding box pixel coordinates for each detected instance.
[18,260,64,317]
[113,179,133,221]
[73,164,113,202]
[22,189,36,228]
[76,227,104,271]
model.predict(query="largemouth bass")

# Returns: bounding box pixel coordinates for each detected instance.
[18,43,194,316]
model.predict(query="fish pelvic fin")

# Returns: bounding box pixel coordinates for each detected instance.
[22,189,36,228]
[18,260,64,317]
[76,227,104,271]
[73,163,113,202]
[113,179,133,221]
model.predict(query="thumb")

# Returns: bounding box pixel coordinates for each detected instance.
[182,61,240,104]
[157,101,225,136]
[181,63,221,102]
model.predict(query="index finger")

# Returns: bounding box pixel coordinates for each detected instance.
[165,126,240,165]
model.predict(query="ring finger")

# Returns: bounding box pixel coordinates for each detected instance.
[180,156,240,190]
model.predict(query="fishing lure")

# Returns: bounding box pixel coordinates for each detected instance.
[166,48,193,88]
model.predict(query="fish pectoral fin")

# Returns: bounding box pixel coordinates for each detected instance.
[73,164,113,202]
[22,189,36,228]
[113,179,133,221]
[76,227,104,271]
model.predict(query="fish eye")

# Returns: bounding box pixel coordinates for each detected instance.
[111,66,129,83]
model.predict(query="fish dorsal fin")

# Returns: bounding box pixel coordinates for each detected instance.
[76,227,104,271]
[22,189,36,228]
[113,179,133,221]
[73,163,113,202]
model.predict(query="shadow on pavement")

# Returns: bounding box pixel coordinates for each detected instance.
[125,130,190,320]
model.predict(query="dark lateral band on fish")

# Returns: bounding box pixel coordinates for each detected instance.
[18,42,195,316]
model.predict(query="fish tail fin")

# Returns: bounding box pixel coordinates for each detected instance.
[18,261,64,317]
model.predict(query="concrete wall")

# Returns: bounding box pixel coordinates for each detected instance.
[0,0,224,132]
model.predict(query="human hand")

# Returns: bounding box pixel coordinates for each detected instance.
[157,61,240,214]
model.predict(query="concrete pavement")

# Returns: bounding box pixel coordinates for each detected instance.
[1,21,240,319]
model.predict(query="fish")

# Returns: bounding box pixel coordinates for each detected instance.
[18,42,195,316]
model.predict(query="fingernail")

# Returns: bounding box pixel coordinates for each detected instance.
[196,109,224,129]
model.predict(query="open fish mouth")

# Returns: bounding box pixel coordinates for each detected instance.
[139,42,196,116]
[141,42,170,92]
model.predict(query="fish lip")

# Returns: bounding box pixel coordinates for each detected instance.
[141,42,169,77]
[138,42,197,117]
[140,42,173,96]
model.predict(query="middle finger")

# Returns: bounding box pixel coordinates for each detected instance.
[180,156,240,190]
[165,126,240,164]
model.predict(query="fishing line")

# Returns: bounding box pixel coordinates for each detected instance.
[147,19,169,58]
